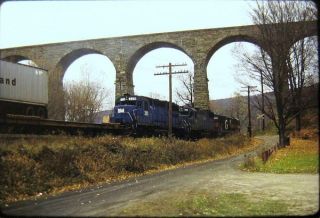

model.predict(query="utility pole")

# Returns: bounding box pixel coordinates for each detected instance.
[260,70,265,132]
[155,63,188,138]
[241,85,257,138]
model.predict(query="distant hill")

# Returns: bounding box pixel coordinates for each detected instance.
[209,93,272,133]
[209,83,318,133]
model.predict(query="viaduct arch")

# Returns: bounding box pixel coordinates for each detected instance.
[0,21,317,120]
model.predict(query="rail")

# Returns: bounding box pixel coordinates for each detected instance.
[0,114,130,136]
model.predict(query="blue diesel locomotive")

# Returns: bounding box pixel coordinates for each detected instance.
[110,94,184,135]
[111,94,240,137]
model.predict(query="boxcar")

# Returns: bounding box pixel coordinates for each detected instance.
[0,60,48,118]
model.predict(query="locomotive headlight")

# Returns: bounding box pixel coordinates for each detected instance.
[118,108,125,113]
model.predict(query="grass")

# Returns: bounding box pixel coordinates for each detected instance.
[241,137,319,174]
[0,134,257,205]
[120,192,289,216]
[177,193,289,216]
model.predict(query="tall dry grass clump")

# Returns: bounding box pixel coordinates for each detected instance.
[0,134,252,204]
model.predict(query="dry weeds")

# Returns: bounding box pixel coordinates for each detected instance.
[0,134,255,204]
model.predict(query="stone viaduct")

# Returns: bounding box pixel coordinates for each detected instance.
[0,21,317,119]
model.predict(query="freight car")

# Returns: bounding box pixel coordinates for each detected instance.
[0,60,48,118]
[111,94,240,137]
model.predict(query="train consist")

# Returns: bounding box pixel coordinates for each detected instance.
[110,94,240,138]
[0,60,48,118]
[0,59,240,137]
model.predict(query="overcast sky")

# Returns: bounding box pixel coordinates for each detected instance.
[0,0,260,109]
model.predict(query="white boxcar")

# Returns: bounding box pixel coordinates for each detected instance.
[0,60,48,117]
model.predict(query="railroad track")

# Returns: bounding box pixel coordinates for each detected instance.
[0,114,130,136]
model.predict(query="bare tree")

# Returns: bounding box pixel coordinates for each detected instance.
[287,35,318,131]
[64,66,110,123]
[64,80,109,123]
[148,92,166,100]
[175,71,194,107]
[230,92,247,120]
[233,0,317,147]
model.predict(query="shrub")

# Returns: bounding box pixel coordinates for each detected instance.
[0,133,254,204]
[241,155,259,171]
[0,151,46,201]
[291,128,318,140]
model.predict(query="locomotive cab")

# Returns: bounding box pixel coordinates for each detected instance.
[111,95,150,127]
[179,107,217,137]
[179,107,196,118]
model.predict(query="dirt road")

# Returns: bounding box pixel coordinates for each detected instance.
[2,136,319,216]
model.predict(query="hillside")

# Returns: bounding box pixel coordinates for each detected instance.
[210,83,318,134]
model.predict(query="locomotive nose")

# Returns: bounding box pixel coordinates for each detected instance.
[111,105,136,124]
[116,107,125,114]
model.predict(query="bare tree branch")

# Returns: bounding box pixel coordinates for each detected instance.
[175,72,194,106]
[234,0,318,146]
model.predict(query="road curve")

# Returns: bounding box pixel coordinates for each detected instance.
[1,136,318,216]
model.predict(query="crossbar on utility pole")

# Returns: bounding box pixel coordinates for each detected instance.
[155,63,188,138]
[241,85,257,138]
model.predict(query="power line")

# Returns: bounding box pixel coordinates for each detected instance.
[154,62,188,138]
